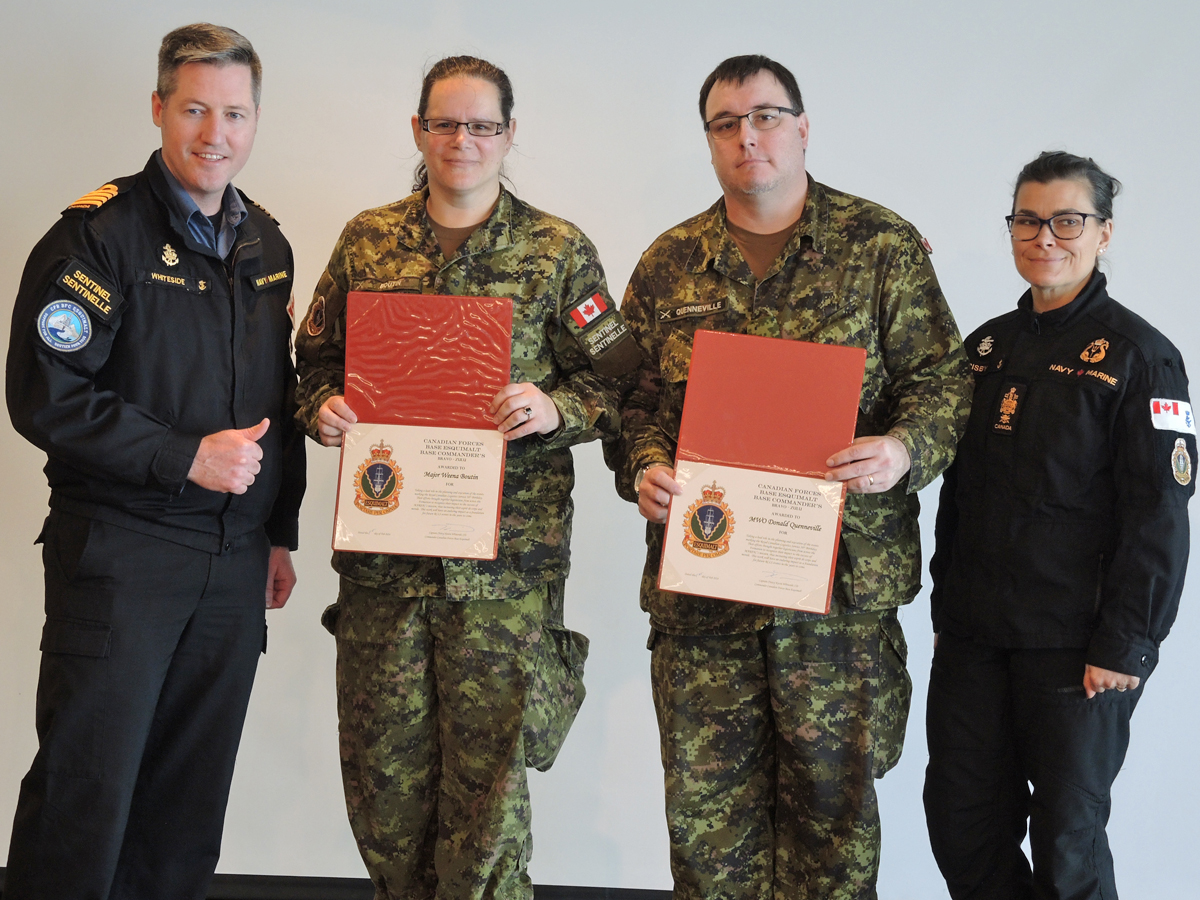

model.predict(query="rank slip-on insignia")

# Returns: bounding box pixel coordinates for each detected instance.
[162,244,180,267]
[1172,438,1192,486]
[682,481,736,559]
[353,440,403,514]
[1080,338,1109,363]
[977,335,995,356]
[67,183,119,210]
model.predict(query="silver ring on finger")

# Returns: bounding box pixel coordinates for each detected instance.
[868,474,874,486]
[524,406,533,423]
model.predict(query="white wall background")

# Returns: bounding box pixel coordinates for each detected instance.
[2,1,1198,895]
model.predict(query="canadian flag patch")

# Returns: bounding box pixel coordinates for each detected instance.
[570,293,608,328]
[1150,399,1196,434]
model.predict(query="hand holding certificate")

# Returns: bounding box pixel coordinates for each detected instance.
[658,331,866,613]
[332,292,512,559]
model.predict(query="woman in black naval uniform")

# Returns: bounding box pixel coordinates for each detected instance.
[924,151,1194,900]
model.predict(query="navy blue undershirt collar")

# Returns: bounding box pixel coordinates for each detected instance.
[154,150,248,259]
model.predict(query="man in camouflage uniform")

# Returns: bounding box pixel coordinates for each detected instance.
[295,180,637,899]
[616,55,971,898]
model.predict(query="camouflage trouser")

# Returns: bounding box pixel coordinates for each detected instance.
[650,609,911,900]
[328,578,588,900]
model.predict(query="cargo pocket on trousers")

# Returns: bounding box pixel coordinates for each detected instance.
[870,612,912,779]
[39,616,112,778]
[523,625,590,772]
[41,616,112,658]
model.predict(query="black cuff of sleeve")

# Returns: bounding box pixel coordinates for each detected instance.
[1086,632,1158,677]
[151,430,204,494]
[265,518,300,552]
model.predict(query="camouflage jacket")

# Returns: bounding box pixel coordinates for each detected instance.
[619,177,971,635]
[296,188,635,600]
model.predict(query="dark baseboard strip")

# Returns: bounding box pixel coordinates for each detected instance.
[207,873,373,899]
[0,868,670,900]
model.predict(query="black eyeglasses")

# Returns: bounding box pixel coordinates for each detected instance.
[704,107,801,140]
[420,117,507,137]
[1005,212,1106,241]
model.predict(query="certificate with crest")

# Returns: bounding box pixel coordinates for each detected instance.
[658,331,866,613]
[332,292,512,559]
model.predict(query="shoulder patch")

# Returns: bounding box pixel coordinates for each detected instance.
[907,223,932,255]
[55,258,123,322]
[1151,399,1196,435]
[38,300,92,352]
[65,183,119,212]
[563,291,641,377]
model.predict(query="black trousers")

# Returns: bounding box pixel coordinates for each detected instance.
[923,631,1149,900]
[4,512,268,900]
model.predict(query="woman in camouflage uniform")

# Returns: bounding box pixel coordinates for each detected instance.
[294,57,638,900]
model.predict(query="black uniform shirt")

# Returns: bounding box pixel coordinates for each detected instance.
[931,271,1193,675]
[6,154,305,552]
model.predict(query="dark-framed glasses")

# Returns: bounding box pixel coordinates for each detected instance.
[420,117,507,137]
[1005,212,1105,241]
[704,107,800,141]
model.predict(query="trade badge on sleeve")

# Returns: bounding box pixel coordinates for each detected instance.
[353,440,403,514]
[1171,438,1192,486]
[682,481,735,558]
[976,335,994,356]
[37,300,92,352]
[1080,338,1109,364]
[307,295,327,336]
[1150,399,1196,435]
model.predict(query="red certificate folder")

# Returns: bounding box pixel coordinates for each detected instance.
[333,292,513,559]
[676,331,866,476]
[344,292,512,428]
[659,330,867,612]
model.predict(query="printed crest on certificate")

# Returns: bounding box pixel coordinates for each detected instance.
[659,460,845,613]
[334,423,505,559]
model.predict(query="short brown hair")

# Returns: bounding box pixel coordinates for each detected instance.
[157,23,261,107]
[699,55,804,123]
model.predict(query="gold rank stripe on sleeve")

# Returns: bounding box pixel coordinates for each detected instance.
[67,183,119,210]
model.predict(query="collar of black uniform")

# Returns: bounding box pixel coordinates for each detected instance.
[143,152,258,261]
[1017,269,1108,331]
[687,174,824,277]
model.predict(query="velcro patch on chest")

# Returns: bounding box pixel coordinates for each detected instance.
[658,298,727,322]
[375,276,423,293]
[1151,399,1196,435]
[143,271,211,293]
[55,258,123,322]
[251,269,291,291]
[992,381,1027,434]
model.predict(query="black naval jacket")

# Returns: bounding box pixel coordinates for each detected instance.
[930,271,1193,676]
[6,154,305,552]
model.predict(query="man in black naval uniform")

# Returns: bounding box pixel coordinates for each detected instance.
[4,24,304,900]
